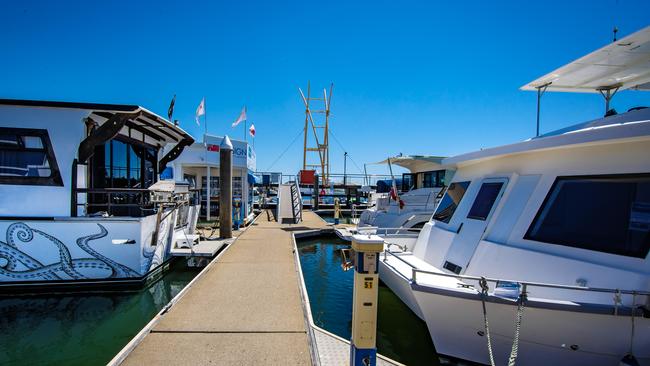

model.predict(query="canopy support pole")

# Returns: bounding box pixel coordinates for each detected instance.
[535,82,551,137]
[598,86,620,115]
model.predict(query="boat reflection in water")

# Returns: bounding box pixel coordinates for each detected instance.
[0,260,200,366]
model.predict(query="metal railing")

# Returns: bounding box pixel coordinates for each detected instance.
[73,187,154,217]
[382,249,650,298]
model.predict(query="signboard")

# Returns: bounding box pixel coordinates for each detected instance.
[203,134,256,170]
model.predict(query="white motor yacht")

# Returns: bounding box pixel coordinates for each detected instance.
[380,26,650,365]
[0,99,200,293]
[336,156,454,246]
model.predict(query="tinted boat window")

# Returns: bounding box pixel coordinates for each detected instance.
[0,127,62,186]
[467,182,504,220]
[525,174,650,258]
[432,181,470,223]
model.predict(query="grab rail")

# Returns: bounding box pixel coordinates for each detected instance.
[382,250,650,297]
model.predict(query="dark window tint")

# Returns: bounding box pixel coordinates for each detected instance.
[467,182,504,220]
[402,173,414,191]
[432,181,470,223]
[423,172,436,188]
[525,174,650,258]
[0,127,62,186]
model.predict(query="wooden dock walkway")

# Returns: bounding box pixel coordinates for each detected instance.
[118,211,329,365]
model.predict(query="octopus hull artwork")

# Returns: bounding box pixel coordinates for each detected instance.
[0,99,200,294]
[0,205,200,293]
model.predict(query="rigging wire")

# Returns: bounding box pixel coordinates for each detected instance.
[329,127,365,174]
[265,127,304,171]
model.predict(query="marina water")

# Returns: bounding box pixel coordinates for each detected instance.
[0,260,200,365]
[297,235,440,366]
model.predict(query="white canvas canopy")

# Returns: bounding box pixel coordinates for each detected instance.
[374,155,446,173]
[521,26,650,93]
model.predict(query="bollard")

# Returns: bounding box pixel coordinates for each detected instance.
[219,135,233,238]
[350,234,384,366]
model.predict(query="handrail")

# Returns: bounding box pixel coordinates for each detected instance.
[382,250,650,296]
[406,262,650,296]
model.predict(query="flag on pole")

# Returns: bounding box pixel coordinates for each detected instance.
[232,106,247,128]
[195,98,205,126]
[167,94,176,121]
[249,123,256,138]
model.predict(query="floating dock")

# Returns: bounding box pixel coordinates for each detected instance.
[111,210,401,365]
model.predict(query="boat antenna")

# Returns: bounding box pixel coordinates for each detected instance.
[613,26,619,42]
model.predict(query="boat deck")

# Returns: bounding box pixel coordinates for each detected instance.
[113,210,402,365]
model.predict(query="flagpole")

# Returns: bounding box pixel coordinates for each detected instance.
[205,98,211,222]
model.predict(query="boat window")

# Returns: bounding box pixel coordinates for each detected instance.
[432,181,470,223]
[0,127,63,186]
[89,136,158,216]
[525,174,650,258]
[467,182,504,220]
[402,173,414,191]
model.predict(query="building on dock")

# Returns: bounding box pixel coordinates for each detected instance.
[163,134,257,224]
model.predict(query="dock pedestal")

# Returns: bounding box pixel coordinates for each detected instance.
[350,234,383,366]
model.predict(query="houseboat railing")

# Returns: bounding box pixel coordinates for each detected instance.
[382,250,650,297]
[72,187,154,217]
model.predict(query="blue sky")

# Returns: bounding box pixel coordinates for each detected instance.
[1,0,649,177]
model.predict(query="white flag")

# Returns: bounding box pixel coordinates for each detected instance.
[249,123,256,138]
[232,106,247,128]
[195,98,205,126]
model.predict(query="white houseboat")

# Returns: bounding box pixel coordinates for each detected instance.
[163,133,257,225]
[0,99,199,292]
[379,27,650,365]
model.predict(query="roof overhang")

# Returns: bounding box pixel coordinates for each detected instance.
[0,98,194,145]
[521,26,650,93]
[374,155,447,173]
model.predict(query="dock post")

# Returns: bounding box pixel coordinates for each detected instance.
[350,234,384,366]
[219,135,233,238]
[313,173,319,211]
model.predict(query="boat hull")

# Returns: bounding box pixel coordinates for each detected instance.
[412,287,650,366]
[0,205,200,291]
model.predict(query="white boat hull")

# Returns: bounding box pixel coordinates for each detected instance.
[412,287,650,366]
[0,205,200,286]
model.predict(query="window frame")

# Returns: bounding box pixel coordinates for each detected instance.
[432,180,471,224]
[0,127,63,186]
[524,173,650,258]
[466,182,505,221]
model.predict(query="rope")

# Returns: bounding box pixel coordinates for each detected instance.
[265,127,304,171]
[329,128,365,173]
[479,277,496,366]
[507,284,527,366]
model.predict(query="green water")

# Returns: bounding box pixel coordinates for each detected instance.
[297,236,440,366]
[0,260,200,366]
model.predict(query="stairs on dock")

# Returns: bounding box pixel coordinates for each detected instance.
[276,181,302,224]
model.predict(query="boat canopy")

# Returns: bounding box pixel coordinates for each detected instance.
[374,155,446,173]
[0,99,194,172]
[521,26,650,93]
[0,99,193,144]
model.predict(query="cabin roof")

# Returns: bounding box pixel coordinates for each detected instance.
[374,155,446,173]
[444,108,650,166]
[521,26,650,93]
[0,98,193,144]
